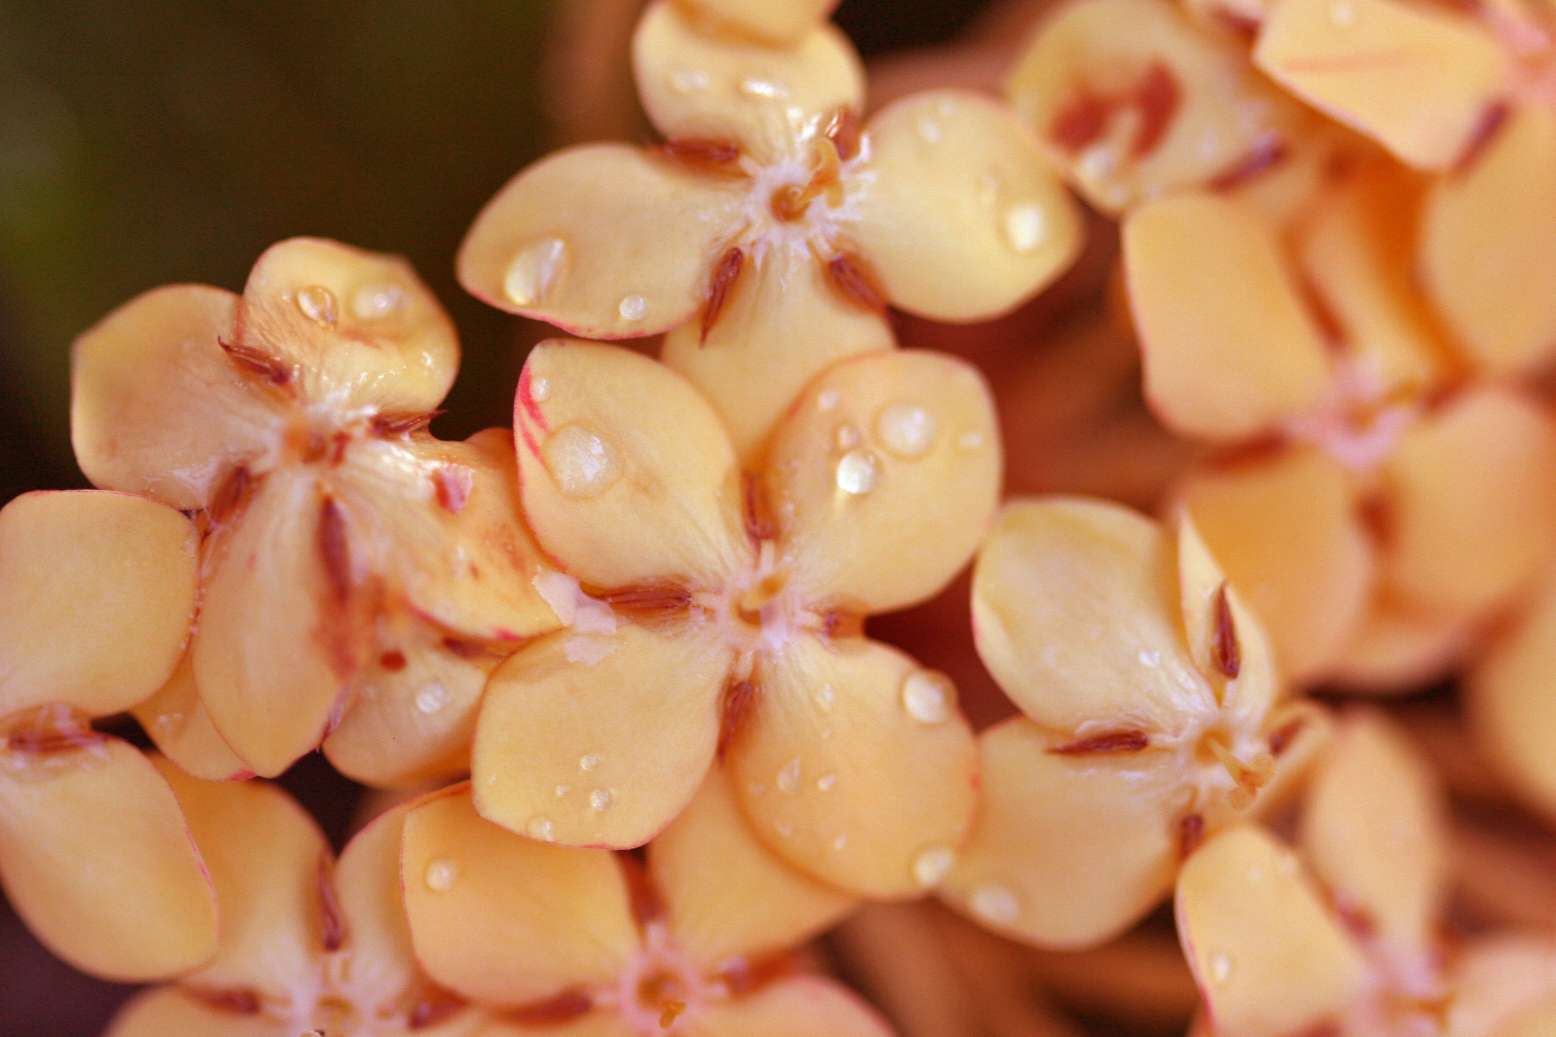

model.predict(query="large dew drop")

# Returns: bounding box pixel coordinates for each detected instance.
[901,670,954,724]
[877,403,938,460]
[424,857,459,892]
[618,294,649,322]
[504,237,567,307]
[836,448,883,496]
[544,423,623,498]
[1002,203,1050,255]
[297,285,340,326]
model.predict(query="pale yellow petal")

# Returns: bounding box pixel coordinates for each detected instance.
[1447,936,1556,1037]
[1469,568,1556,822]
[1175,510,1279,724]
[1175,826,1367,1037]
[70,284,264,509]
[1177,449,1374,685]
[1298,709,1448,955]
[133,656,251,782]
[685,0,839,46]
[1124,193,1331,442]
[1327,600,1475,694]
[648,768,856,969]
[0,739,216,981]
[1254,0,1507,169]
[769,350,1000,614]
[972,497,1212,731]
[0,490,197,719]
[514,340,750,590]
[1500,1001,1556,1037]
[633,0,864,164]
[402,785,639,1006]
[1421,103,1556,376]
[686,976,895,1037]
[474,1014,632,1037]
[939,717,1179,949]
[661,245,894,467]
[105,987,285,1037]
[847,90,1082,321]
[332,801,421,1016]
[729,635,978,898]
[238,238,458,414]
[473,623,730,849]
[1383,387,1556,618]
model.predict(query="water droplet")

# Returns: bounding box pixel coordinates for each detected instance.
[979,172,1000,209]
[484,772,500,786]
[526,817,555,841]
[351,283,404,321]
[415,680,452,715]
[1138,649,1161,667]
[877,402,938,459]
[544,423,623,498]
[1328,0,1357,26]
[816,773,837,792]
[970,883,1020,925]
[1002,202,1049,255]
[1077,142,1120,182]
[916,116,942,143]
[555,784,570,797]
[817,387,841,411]
[957,431,985,451]
[505,238,567,307]
[530,376,551,402]
[814,683,836,710]
[590,788,613,812]
[748,781,768,796]
[913,846,957,888]
[424,858,458,892]
[901,670,954,724]
[740,76,789,99]
[832,831,848,850]
[775,820,794,837]
[618,294,648,322]
[297,285,340,325]
[1209,951,1233,985]
[580,754,602,771]
[670,68,709,93]
[836,449,883,495]
[777,758,802,795]
[836,423,862,450]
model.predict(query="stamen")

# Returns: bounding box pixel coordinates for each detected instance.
[1212,583,1241,679]
[218,336,291,386]
[1206,737,1275,809]
[701,247,745,342]
[1050,730,1150,755]
[660,1001,688,1028]
[826,250,886,311]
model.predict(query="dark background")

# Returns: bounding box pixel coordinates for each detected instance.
[0,1,992,1032]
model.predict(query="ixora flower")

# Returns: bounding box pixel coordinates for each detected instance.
[107,770,482,1037]
[1175,710,1453,1037]
[400,774,891,1037]
[1125,163,1556,689]
[937,497,1328,948]
[458,0,1079,463]
[71,238,561,784]
[472,340,996,898]
[0,490,218,981]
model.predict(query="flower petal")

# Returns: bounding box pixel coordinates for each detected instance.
[1470,568,1556,822]
[238,238,458,414]
[401,785,638,1007]
[1446,936,1556,1037]
[684,0,839,46]
[1176,448,1374,685]
[1253,0,1506,170]
[846,90,1082,321]
[938,718,1178,949]
[474,1015,633,1037]
[0,739,217,981]
[105,987,285,1037]
[133,657,251,782]
[0,490,197,720]
[685,976,894,1037]
[1421,103,1556,376]
[1382,387,1556,618]
[70,284,263,509]
[160,764,330,1000]
[769,350,1001,614]
[660,246,894,467]
[1175,826,1367,1037]
[1327,601,1475,693]
[332,800,422,1015]
[633,0,864,164]
[513,340,750,590]
[458,144,743,337]
[1297,709,1448,956]
[194,474,351,778]
[648,768,856,969]
[1006,0,1309,213]
[971,497,1212,732]
[1175,510,1278,724]
[473,623,730,849]
[729,635,978,898]
[1124,193,1331,442]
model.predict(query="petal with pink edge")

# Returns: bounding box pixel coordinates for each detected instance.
[133,657,251,782]
[105,987,284,1037]
[331,800,423,1015]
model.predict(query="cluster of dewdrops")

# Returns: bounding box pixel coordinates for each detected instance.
[6,0,1556,1035]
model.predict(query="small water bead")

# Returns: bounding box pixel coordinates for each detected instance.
[901,670,954,725]
[545,424,623,498]
[505,237,567,307]
[836,449,883,496]
[817,388,841,412]
[813,683,836,710]
[618,294,648,322]
[580,754,601,771]
[832,832,848,851]
[1209,951,1233,985]
[877,403,938,460]
[777,758,802,795]
[775,820,795,837]
[1328,0,1357,26]
[414,680,452,715]
[835,423,862,450]
[424,858,458,892]
[590,788,613,812]
[529,376,551,402]
[916,116,943,143]
[527,817,556,841]
[912,846,957,889]
[970,883,1020,925]
[816,773,836,792]
[957,431,985,452]
[1002,202,1050,255]
[351,283,404,321]
[297,285,340,326]
[740,76,789,99]
[670,68,709,94]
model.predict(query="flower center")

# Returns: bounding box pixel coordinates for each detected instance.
[768,138,845,223]
[612,928,711,1035]
[1284,360,1422,473]
[1195,725,1275,810]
